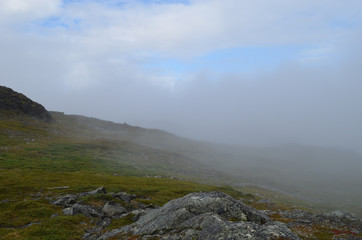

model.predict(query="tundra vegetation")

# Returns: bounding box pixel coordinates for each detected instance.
[0,87,361,239]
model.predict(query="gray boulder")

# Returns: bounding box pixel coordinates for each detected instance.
[99,191,300,239]
[133,191,269,235]
[102,201,127,218]
[52,187,107,208]
[62,207,74,216]
[63,203,103,218]
[53,194,77,208]
[324,210,358,221]
[112,192,136,203]
[83,187,107,196]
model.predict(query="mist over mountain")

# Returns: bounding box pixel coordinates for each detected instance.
[2,0,362,155]
[2,1,362,238]
[2,85,361,217]
[1,85,362,239]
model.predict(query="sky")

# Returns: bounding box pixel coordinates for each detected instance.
[1,0,362,151]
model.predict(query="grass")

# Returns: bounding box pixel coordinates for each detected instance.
[0,127,245,240]
[2,110,360,239]
[0,168,244,239]
[0,111,243,239]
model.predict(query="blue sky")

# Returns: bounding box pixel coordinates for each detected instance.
[144,45,313,77]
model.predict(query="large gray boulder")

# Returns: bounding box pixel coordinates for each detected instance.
[99,191,300,240]
[133,191,269,235]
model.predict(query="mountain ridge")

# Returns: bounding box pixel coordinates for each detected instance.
[0,86,52,122]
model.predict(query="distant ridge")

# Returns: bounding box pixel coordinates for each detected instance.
[0,86,52,122]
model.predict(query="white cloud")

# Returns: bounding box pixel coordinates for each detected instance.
[0,0,61,22]
[61,0,361,57]
[1,0,362,151]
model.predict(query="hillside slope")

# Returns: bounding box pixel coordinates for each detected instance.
[0,86,52,122]
[48,111,362,217]
[1,87,361,239]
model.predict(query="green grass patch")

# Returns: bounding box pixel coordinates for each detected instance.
[20,215,91,240]
[0,200,58,228]
[106,213,135,231]
[0,167,245,239]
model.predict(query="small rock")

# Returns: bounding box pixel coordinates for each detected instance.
[112,192,136,203]
[102,201,127,218]
[47,186,70,190]
[30,192,42,198]
[72,204,104,218]
[63,207,74,216]
[97,218,112,228]
[257,198,272,204]
[0,199,9,204]
[53,194,77,208]
[86,187,107,196]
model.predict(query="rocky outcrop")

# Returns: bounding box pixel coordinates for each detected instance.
[278,209,362,239]
[50,187,156,239]
[52,188,362,239]
[0,86,52,122]
[132,191,269,234]
[51,187,135,219]
[100,191,301,240]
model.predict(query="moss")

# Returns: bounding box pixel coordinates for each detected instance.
[0,200,59,228]
[21,215,91,240]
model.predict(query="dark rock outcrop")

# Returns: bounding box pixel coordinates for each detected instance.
[0,86,52,122]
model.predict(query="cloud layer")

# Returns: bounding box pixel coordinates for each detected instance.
[1,0,362,151]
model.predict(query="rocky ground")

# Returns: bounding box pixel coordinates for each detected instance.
[50,187,362,240]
